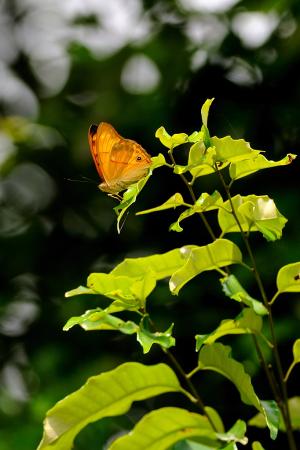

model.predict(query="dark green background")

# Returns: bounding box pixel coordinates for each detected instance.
[0,0,299,448]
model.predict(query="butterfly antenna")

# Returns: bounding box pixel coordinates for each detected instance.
[64,176,98,185]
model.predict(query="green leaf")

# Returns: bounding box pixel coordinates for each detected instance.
[260,400,280,440]
[293,338,300,363]
[220,275,268,316]
[220,445,237,450]
[137,193,185,215]
[217,419,248,445]
[111,248,185,280]
[250,397,300,431]
[63,308,138,334]
[229,153,297,181]
[87,272,156,310]
[136,315,175,353]
[210,136,261,164]
[218,194,287,241]
[177,144,217,178]
[170,191,223,233]
[287,397,300,430]
[195,308,263,351]
[64,285,95,298]
[188,130,204,143]
[63,310,175,354]
[173,441,219,450]
[201,98,214,128]
[109,407,218,450]
[155,126,189,149]
[169,239,242,295]
[198,343,261,410]
[109,407,217,450]
[199,345,279,438]
[114,154,166,233]
[285,339,300,381]
[37,362,183,450]
[252,442,265,450]
[276,262,300,294]
[200,99,214,148]
[204,407,225,433]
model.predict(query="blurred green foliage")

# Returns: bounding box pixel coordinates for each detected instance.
[0,0,299,448]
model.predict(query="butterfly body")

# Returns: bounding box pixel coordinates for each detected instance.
[88,122,151,194]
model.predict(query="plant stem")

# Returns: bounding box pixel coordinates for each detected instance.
[215,166,296,450]
[146,315,216,430]
[164,349,217,431]
[168,149,216,241]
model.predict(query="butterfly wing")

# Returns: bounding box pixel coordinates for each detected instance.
[88,122,151,194]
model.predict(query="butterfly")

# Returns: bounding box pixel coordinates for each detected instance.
[88,122,151,195]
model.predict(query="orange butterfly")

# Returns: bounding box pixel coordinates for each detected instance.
[88,122,151,195]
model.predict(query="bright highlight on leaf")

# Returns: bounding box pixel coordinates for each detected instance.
[37,363,183,450]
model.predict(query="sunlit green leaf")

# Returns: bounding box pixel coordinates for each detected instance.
[170,191,223,232]
[65,285,95,298]
[169,239,242,295]
[136,315,175,353]
[220,275,268,315]
[188,130,204,143]
[195,308,263,351]
[37,363,183,450]
[87,272,156,310]
[217,419,247,445]
[155,126,189,148]
[204,406,225,433]
[109,407,217,450]
[114,154,166,233]
[211,136,261,164]
[111,248,185,280]
[229,153,296,181]
[63,310,175,354]
[220,444,238,450]
[249,397,300,431]
[198,343,261,410]
[201,98,214,128]
[293,339,300,362]
[260,400,280,440]
[276,262,300,294]
[137,193,186,215]
[173,440,219,450]
[63,308,138,334]
[198,345,279,438]
[252,442,265,450]
[218,194,287,241]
